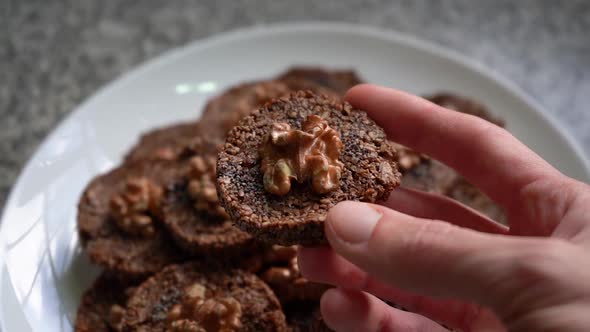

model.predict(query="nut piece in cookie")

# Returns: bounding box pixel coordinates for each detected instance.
[109,177,162,237]
[277,67,363,96]
[159,137,257,256]
[260,115,344,196]
[259,245,329,304]
[77,160,185,278]
[217,91,401,245]
[75,273,139,332]
[122,262,288,331]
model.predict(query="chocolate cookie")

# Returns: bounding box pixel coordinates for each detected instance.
[217,91,401,245]
[200,81,292,138]
[279,77,341,101]
[277,67,363,96]
[259,246,329,304]
[122,262,288,331]
[284,301,331,332]
[124,121,201,163]
[77,160,186,278]
[75,273,138,332]
[159,138,258,256]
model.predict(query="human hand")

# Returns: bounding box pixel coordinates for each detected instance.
[298,85,590,331]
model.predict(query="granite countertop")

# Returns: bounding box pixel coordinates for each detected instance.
[2,0,590,211]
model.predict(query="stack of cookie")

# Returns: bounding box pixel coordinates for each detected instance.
[75,67,505,332]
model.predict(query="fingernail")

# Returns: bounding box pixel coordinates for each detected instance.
[327,202,381,244]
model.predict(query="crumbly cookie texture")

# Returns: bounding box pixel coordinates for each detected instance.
[200,81,292,139]
[74,273,139,332]
[77,160,186,278]
[159,137,257,257]
[277,67,363,96]
[217,91,400,245]
[124,121,201,163]
[122,262,288,331]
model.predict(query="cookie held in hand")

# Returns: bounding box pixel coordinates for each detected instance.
[217,91,401,245]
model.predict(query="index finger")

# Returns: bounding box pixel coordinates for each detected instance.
[346,84,562,210]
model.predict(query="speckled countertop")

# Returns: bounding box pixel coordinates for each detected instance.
[2,0,590,210]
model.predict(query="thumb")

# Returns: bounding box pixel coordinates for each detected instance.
[324,201,550,308]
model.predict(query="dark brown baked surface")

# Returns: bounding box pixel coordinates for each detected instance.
[277,67,363,96]
[124,121,200,163]
[279,77,342,100]
[161,181,258,256]
[200,81,292,139]
[217,91,401,245]
[122,262,288,331]
[75,273,138,332]
[156,135,259,257]
[77,160,186,278]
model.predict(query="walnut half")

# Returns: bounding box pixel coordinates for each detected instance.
[109,177,162,237]
[260,115,344,196]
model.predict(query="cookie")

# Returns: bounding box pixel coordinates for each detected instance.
[200,81,292,138]
[217,91,401,245]
[124,121,201,163]
[277,67,363,96]
[279,77,342,101]
[258,245,329,304]
[75,273,138,332]
[159,138,258,256]
[122,262,288,331]
[77,160,186,278]
[284,301,331,332]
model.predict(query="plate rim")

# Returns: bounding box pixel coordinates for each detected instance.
[1,21,589,331]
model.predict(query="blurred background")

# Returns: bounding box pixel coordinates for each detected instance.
[2,0,590,211]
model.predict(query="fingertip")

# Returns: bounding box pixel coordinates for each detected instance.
[321,288,370,331]
[321,288,448,332]
[325,201,362,223]
[326,201,383,245]
[344,83,376,104]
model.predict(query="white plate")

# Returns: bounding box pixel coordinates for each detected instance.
[1,23,589,332]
